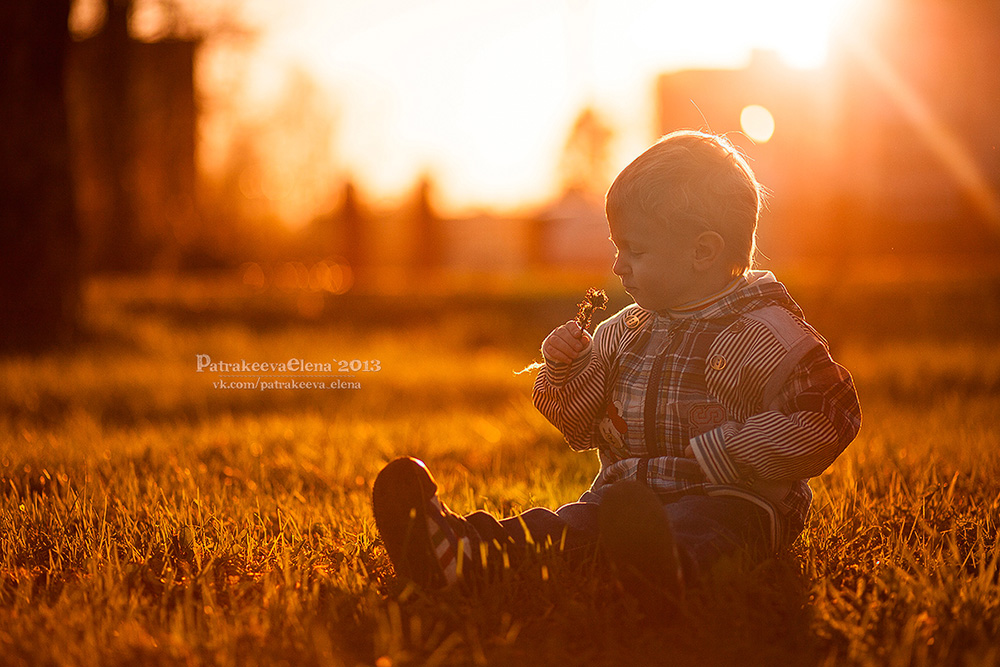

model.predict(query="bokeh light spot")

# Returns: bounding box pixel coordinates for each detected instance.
[241,262,266,290]
[740,105,775,143]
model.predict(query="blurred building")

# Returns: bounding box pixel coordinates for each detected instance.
[528,189,615,271]
[657,50,837,261]
[656,0,1000,264]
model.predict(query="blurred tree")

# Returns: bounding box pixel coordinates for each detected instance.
[410,176,444,278]
[525,107,614,270]
[340,181,368,279]
[0,0,81,350]
[303,179,368,274]
[558,107,614,196]
[69,0,203,271]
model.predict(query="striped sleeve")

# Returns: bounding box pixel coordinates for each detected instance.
[691,342,862,484]
[531,312,626,452]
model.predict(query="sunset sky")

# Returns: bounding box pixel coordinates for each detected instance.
[76,0,870,223]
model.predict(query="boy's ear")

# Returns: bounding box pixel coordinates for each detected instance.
[692,230,725,270]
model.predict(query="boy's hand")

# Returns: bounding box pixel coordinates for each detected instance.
[541,320,592,365]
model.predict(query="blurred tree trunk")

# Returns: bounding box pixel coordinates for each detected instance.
[96,0,144,271]
[0,0,81,350]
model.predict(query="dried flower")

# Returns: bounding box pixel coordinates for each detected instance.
[574,288,608,331]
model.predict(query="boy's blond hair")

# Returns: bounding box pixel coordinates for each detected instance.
[605,130,763,277]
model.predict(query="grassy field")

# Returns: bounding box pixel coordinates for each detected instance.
[2,271,999,666]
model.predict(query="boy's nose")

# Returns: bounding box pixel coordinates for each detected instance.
[612,255,629,277]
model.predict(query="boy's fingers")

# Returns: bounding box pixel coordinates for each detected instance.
[542,337,568,358]
[552,328,584,350]
[545,349,570,364]
[565,326,592,349]
[551,337,580,356]
[548,341,579,364]
[544,330,590,362]
[541,321,592,364]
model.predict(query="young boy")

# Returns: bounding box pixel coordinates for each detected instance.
[372,130,861,592]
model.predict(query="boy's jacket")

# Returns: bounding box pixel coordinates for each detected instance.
[533,270,862,548]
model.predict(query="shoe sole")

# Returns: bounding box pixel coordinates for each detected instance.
[372,457,448,589]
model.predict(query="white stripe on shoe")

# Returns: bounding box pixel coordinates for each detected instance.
[426,497,472,586]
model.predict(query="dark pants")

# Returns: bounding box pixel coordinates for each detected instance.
[450,491,773,580]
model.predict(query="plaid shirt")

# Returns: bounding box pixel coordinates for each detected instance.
[533,271,862,548]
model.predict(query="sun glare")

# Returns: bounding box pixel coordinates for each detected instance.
[749,0,863,69]
[196,0,864,222]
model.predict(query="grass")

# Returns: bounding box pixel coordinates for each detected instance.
[1,271,999,666]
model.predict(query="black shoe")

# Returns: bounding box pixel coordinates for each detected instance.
[372,457,471,590]
[598,481,684,601]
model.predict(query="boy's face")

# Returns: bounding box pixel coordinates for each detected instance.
[608,208,705,312]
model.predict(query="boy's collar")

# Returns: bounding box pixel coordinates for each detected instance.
[663,274,749,317]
